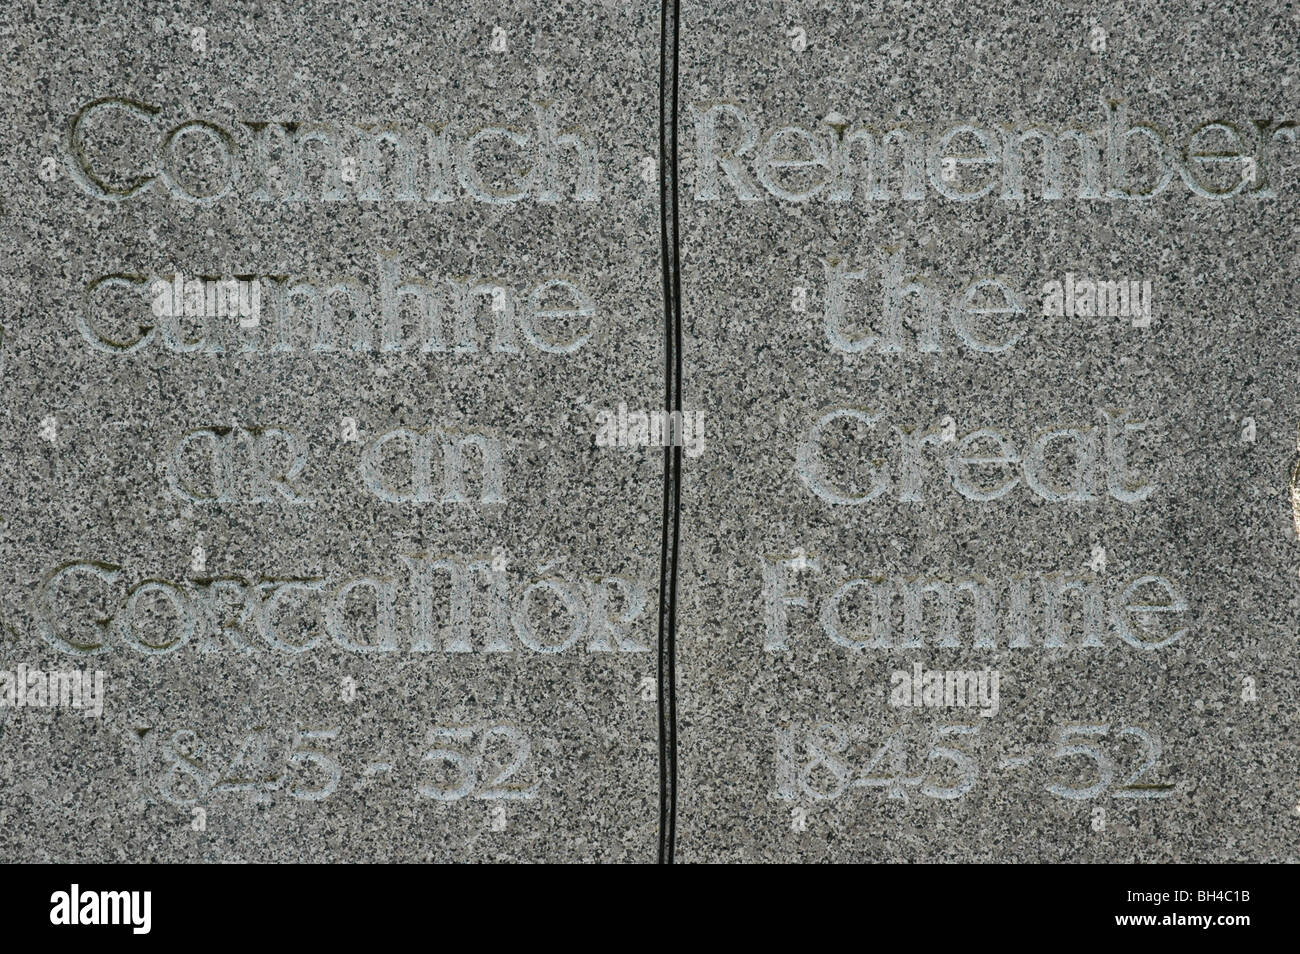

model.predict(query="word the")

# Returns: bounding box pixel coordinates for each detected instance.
[889,662,1000,717]
[814,250,1160,352]
[593,403,706,457]
[821,247,1025,353]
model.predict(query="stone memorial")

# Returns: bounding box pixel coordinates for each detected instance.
[0,0,1296,864]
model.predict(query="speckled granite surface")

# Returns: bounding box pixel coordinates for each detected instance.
[0,0,1296,862]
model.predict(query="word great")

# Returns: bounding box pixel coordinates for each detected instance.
[796,408,1155,504]
[66,97,598,203]
[693,100,1295,202]
[81,255,595,356]
[37,557,650,656]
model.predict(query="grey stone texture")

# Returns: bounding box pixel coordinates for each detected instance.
[0,0,1296,862]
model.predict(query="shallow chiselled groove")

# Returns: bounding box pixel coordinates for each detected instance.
[656,0,682,865]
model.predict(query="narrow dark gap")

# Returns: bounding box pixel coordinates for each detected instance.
[656,0,683,865]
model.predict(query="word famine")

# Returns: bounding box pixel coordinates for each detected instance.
[36,557,651,656]
[81,254,595,355]
[65,98,598,203]
[693,100,1295,202]
[760,561,1188,651]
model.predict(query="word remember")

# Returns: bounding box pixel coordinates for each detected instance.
[693,100,1295,202]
